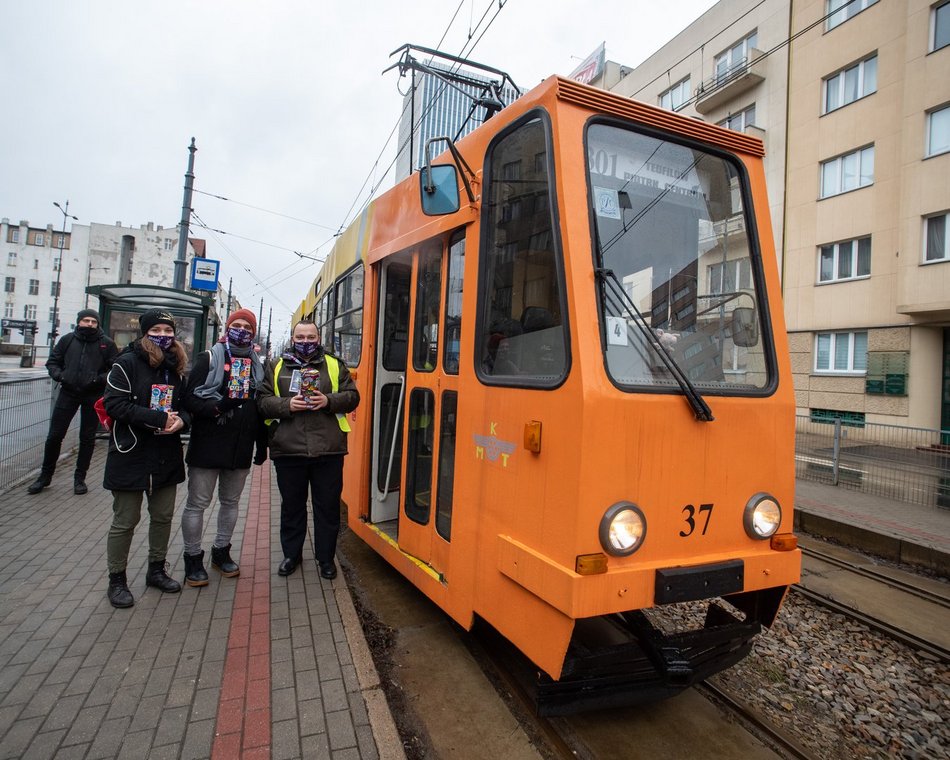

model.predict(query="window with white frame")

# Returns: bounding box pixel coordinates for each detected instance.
[53,257,61,272]
[925,212,949,262]
[932,1,950,52]
[815,331,868,373]
[7,251,15,266]
[718,104,756,132]
[4,277,14,293]
[708,258,752,294]
[54,234,65,250]
[50,281,61,297]
[927,104,950,157]
[715,32,758,83]
[33,233,44,247]
[23,304,37,320]
[823,54,877,113]
[163,238,175,251]
[48,307,58,323]
[3,303,13,318]
[826,0,878,30]
[659,77,691,111]
[28,279,39,295]
[820,145,874,198]
[8,229,19,243]
[819,237,871,282]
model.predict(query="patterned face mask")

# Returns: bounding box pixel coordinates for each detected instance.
[147,334,174,350]
[294,341,319,357]
[227,326,253,347]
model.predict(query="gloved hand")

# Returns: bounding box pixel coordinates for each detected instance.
[216,396,245,414]
[253,446,268,466]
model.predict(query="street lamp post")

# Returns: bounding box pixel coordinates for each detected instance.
[51,200,78,352]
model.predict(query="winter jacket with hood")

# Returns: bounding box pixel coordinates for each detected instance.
[257,346,359,459]
[46,328,118,399]
[102,340,191,492]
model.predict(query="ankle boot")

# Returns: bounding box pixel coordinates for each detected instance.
[27,474,52,495]
[183,551,209,587]
[107,571,135,608]
[211,544,240,577]
[74,474,88,495]
[145,561,182,593]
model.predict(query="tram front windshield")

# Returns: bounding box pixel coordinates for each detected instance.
[587,123,771,393]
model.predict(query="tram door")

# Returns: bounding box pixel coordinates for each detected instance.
[370,233,463,574]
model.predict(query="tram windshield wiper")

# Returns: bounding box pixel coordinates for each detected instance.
[595,267,714,423]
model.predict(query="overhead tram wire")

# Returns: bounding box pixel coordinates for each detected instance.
[192,188,338,232]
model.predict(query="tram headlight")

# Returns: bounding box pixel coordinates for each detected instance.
[744,493,782,539]
[599,502,647,556]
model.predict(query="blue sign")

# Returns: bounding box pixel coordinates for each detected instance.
[190,258,220,292]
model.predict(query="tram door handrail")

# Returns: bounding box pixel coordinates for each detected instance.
[381,374,406,500]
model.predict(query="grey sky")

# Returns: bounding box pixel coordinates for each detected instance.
[1,0,716,345]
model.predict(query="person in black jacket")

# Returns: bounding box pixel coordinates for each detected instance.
[102,309,190,608]
[179,308,267,587]
[28,309,118,495]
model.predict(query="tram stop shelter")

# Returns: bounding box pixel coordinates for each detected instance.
[85,284,217,364]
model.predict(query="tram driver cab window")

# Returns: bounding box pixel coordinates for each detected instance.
[477,116,568,386]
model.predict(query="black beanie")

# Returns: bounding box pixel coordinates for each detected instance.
[139,309,176,334]
[77,309,100,323]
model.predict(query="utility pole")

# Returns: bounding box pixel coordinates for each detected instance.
[226,277,232,315]
[258,298,264,342]
[51,200,78,353]
[266,308,272,358]
[173,138,197,290]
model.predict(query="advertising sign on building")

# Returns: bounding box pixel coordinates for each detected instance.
[569,42,606,86]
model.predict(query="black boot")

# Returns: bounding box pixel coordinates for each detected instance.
[27,473,52,495]
[74,473,88,495]
[107,571,134,608]
[183,551,209,587]
[145,561,182,593]
[211,544,240,577]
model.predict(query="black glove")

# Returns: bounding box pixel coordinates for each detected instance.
[253,446,268,466]
[216,396,245,414]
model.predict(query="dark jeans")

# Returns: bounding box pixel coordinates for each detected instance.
[273,455,344,564]
[42,391,99,479]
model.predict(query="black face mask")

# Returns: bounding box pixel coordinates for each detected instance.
[76,326,98,339]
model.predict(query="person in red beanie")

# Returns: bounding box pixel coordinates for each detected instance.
[178,309,267,586]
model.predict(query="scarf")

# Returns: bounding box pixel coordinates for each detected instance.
[193,340,264,401]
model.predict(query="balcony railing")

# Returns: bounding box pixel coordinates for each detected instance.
[695,49,766,114]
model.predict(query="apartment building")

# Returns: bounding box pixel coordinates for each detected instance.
[605,0,950,431]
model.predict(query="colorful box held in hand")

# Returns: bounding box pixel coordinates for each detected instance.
[150,384,173,411]
[301,369,320,398]
[228,358,252,399]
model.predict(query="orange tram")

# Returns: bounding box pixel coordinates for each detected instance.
[293,75,801,714]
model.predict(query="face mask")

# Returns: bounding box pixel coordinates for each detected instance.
[227,326,253,347]
[294,341,319,357]
[147,334,174,350]
[76,326,98,339]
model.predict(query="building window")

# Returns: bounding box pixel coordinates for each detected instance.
[815,331,868,373]
[659,77,691,111]
[826,0,878,31]
[28,279,39,295]
[925,212,949,262]
[708,258,752,294]
[932,1,950,52]
[33,259,38,270]
[927,104,950,157]
[164,238,175,251]
[3,303,13,319]
[50,281,61,297]
[53,257,61,272]
[54,234,66,250]
[819,237,871,282]
[7,251,15,266]
[24,304,37,320]
[33,233,44,247]
[718,104,756,132]
[7,229,19,243]
[823,54,877,113]
[48,307,58,323]
[714,32,758,84]
[820,146,874,198]
[4,277,14,293]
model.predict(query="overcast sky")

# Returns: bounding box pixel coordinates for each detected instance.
[1,0,717,345]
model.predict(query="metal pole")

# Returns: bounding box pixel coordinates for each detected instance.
[226,277,232,315]
[266,307,272,357]
[258,298,264,342]
[50,200,78,353]
[173,138,197,290]
[832,417,842,486]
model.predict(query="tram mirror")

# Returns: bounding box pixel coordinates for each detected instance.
[732,306,758,347]
[420,165,460,216]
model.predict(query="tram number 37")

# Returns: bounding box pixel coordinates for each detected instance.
[680,503,714,537]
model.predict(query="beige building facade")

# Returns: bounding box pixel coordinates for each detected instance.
[604,0,950,432]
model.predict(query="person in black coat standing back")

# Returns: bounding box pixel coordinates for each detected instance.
[28,309,118,495]
[102,309,190,608]
[179,308,267,587]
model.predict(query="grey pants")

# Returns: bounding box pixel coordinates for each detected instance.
[181,467,250,556]
[107,486,177,573]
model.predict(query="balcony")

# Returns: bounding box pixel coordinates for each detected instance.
[695,48,766,114]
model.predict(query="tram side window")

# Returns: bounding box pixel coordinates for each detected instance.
[405,388,434,525]
[443,233,464,375]
[316,290,334,357]
[435,391,457,541]
[413,245,441,372]
[333,264,363,367]
[478,117,568,385]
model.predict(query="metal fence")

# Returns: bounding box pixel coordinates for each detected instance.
[795,415,950,509]
[0,374,79,492]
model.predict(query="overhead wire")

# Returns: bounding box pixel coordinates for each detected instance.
[192,188,338,232]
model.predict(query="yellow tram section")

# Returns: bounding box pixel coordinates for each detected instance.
[295,76,800,680]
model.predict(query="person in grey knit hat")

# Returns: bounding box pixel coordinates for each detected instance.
[27,308,118,495]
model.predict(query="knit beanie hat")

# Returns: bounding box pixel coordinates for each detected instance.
[76,308,100,323]
[226,308,257,335]
[139,309,176,334]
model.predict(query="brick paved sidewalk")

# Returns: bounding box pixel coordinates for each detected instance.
[0,447,403,759]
